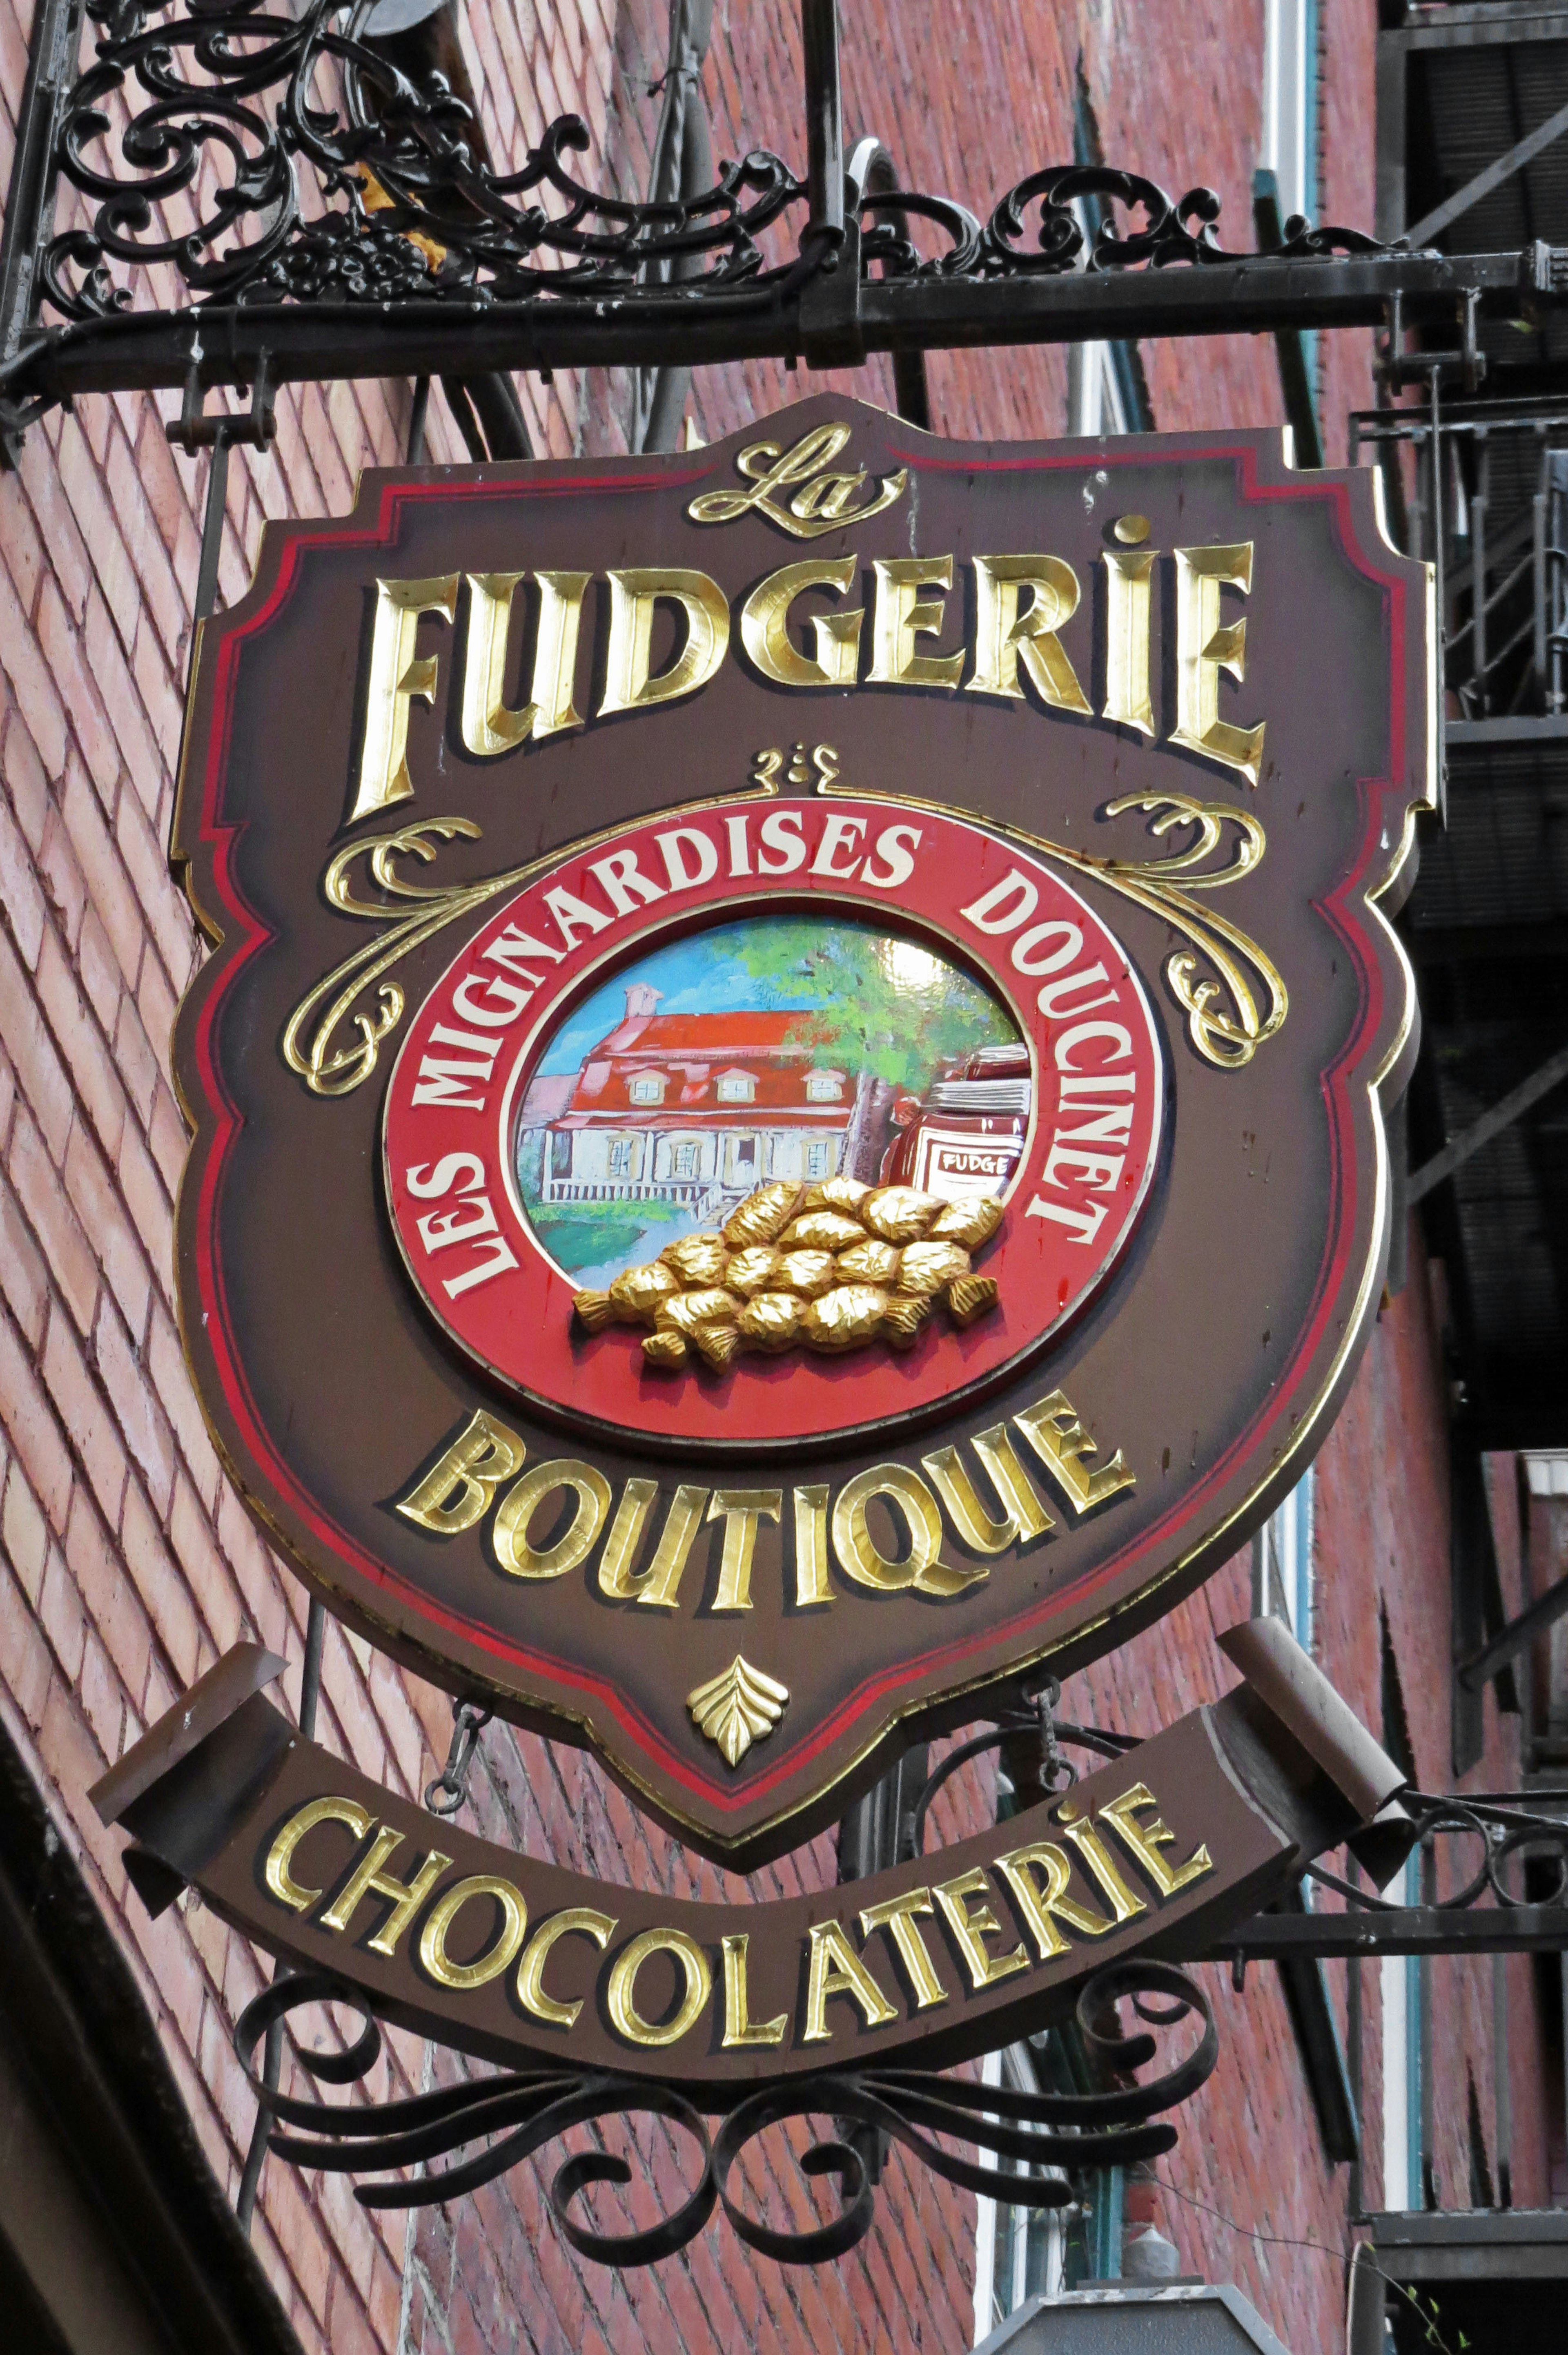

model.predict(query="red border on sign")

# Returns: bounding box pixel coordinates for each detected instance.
[381,797,1163,1450]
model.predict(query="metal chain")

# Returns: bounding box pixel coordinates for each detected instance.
[1033,1674,1078,1793]
[424,1700,493,1816]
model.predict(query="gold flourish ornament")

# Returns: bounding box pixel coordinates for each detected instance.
[687,1656,791,1767]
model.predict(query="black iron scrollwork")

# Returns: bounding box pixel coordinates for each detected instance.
[234,1958,1216,2268]
[32,0,1388,326]
[1307,1786,1568,1917]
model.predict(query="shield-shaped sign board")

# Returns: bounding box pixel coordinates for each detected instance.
[173,396,1432,1865]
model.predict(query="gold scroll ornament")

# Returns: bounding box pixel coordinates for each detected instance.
[572,1178,1004,1374]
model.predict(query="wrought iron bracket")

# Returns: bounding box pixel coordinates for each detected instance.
[4,0,1568,454]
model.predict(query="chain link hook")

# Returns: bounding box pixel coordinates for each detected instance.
[424,1699,492,1816]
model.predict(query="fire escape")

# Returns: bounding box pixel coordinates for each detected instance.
[1345,7,1568,2346]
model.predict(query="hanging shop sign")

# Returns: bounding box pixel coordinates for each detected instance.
[92,1628,1405,2084]
[172,395,1434,1865]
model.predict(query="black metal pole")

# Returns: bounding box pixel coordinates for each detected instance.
[236,1597,326,2230]
[192,434,230,628]
[802,0,844,256]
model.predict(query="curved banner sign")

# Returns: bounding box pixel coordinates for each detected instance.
[173,396,1433,1863]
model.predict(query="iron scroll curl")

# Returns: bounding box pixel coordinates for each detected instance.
[34,0,1387,326]
[234,1960,1218,2266]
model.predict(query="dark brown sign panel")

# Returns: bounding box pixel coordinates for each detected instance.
[93,1638,1398,2086]
[172,397,1432,1864]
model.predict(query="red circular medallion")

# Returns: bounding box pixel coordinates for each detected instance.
[383,796,1164,1452]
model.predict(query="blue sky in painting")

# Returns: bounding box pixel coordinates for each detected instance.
[537,917,878,1075]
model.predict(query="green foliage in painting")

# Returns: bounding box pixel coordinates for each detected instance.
[727,920,1017,1096]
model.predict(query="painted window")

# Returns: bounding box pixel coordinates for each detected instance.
[717,1070,757,1104]
[806,1069,845,1102]
[806,1140,835,1178]
[628,1072,665,1106]
[673,1140,699,1179]
[550,1130,572,1177]
[608,1136,637,1178]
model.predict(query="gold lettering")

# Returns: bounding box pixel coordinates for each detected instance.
[351,575,458,822]
[417,1873,528,1991]
[1098,1782,1215,1898]
[792,1484,833,1608]
[517,1906,617,2029]
[708,1489,782,1612]
[933,1867,1031,1990]
[397,1411,526,1536]
[599,569,730,716]
[596,1482,708,1610]
[832,1464,986,1599]
[740,555,863,687]
[1102,549,1156,737]
[1054,1802,1149,1924]
[492,1458,611,1579]
[597,1478,658,1601]
[686,423,906,538]
[869,557,964,690]
[968,556,1091,712]
[920,1425,1055,1556]
[1012,1390,1135,1514]
[263,1795,372,1912]
[858,1889,948,2010]
[802,1918,898,2042]
[1173,542,1265,785]
[605,1927,712,2048]
[720,1932,789,2047]
[316,1825,453,1958]
[459,571,588,756]
[993,1838,1115,1960]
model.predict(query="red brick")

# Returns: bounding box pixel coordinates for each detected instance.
[2,1456,48,1604]
[0,1163,49,1348]
[0,1301,72,1531]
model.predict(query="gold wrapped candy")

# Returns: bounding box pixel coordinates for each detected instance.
[802,1285,889,1351]
[775,1249,837,1298]
[642,1329,690,1369]
[835,1238,901,1285]
[949,1276,1000,1327]
[656,1286,742,1337]
[782,1210,868,1253]
[722,1181,803,1249]
[572,1180,1004,1374]
[801,1175,872,1215]
[898,1240,972,1296]
[726,1246,783,1296]
[662,1232,731,1286]
[738,1291,805,1351]
[929,1195,1006,1249]
[862,1186,943,1243]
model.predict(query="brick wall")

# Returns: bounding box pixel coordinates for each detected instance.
[0,6,1549,2354]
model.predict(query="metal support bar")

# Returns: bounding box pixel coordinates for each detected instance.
[1404,91,1568,252]
[0,0,86,459]
[1458,1568,1568,1693]
[4,245,1562,427]
[236,1599,325,2233]
[1253,170,1324,466]
[802,0,844,256]
[1408,1040,1568,1203]
[1193,1907,1568,1960]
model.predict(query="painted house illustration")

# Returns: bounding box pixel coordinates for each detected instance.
[536,985,852,1213]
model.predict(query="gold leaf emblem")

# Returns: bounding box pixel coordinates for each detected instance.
[686,1656,791,1768]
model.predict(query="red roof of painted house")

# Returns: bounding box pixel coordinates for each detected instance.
[595,1010,820,1057]
[552,1006,851,1125]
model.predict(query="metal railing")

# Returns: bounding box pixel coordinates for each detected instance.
[1352,399,1568,721]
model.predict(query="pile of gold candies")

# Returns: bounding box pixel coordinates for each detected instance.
[572,1177,1003,1373]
